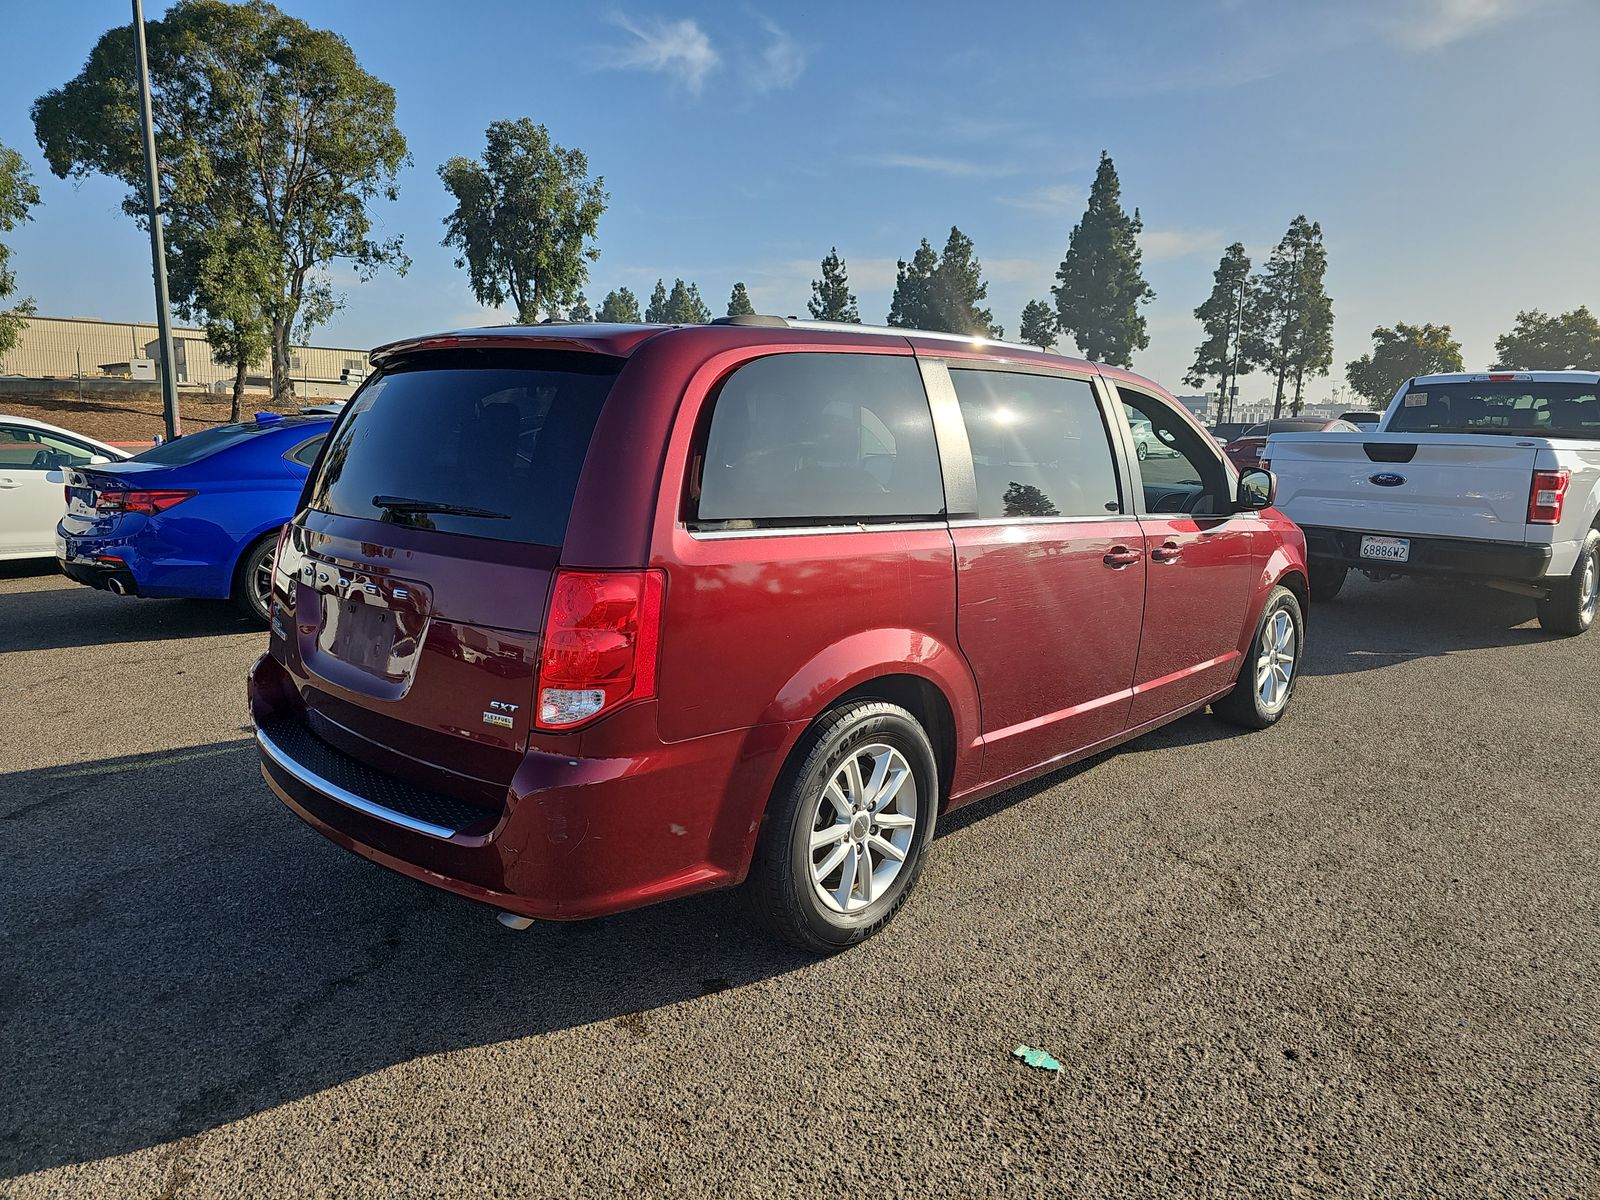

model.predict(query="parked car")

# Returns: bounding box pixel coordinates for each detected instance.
[249,318,1307,953]
[1129,416,1181,459]
[1339,409,1385,431]
[1266,371,1600,633]
[1225,417,1361,471]
[0,415,128,561]
[56,412,332,622]
[1209,422,1251,445]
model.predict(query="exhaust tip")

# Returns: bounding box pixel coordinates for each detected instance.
[106,577,127,596]
[496,911,535,931]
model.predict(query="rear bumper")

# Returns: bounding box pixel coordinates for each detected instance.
[1302,525,1553,581]
[249,652,800,921]
[58,556,140,595]
[56,523,231,599]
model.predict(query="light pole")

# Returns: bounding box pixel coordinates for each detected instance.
[132,0,180,441]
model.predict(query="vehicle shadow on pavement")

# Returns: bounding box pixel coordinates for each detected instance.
[1301,576,1548,678]
[0,739,815,1179]
[0,576,256,653]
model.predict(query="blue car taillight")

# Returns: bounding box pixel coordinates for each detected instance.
[96,488,196,515]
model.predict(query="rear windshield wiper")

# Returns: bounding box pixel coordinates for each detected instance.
[372,494,510,520]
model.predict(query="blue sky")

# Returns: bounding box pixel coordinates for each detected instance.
[1,0,1596,401]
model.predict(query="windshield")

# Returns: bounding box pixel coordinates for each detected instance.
[306,349,621,546]
[1387,380,1600,437]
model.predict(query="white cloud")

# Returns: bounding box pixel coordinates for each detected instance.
[862,153,1020,178]
[1139,228,1222,262]
[999,183,1082,214]
[745,18,809,92]
[1380,0,1546,48]
[601,14,719,94]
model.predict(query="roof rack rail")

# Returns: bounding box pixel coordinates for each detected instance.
[710,314,789,328]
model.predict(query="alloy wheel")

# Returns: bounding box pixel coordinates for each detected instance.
[1255,608,1296,711]
[808,743,918,915]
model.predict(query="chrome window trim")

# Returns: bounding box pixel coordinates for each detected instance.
[688,519,950,541]
[257,723,459,841]
[946,514,1140,529]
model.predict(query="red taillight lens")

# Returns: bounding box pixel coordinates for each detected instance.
[536,569,665,729]
[96,488,196,515]
[1528,469,1569,524]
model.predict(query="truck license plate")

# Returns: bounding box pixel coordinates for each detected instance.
[1360,535,1410,563]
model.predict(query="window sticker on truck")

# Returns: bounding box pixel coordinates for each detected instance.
[1404,392,1428,407]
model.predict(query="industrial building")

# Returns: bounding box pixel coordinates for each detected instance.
[0,314,370,399]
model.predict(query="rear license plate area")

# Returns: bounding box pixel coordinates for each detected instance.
[1359,535,1410,563]
[324,595,396,673]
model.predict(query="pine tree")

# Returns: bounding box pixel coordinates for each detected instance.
[1184,242,1255,421]
[596,287,640,322]
[1052,152,1153,365]
[663,278,710,323]
[567,292,593,322]
[808,247,860,322]
[1252,216,1333,417]
[645,278,670,323]
[927,226,1000,337]
[1018,300,1057,350]
[726,281,755,317]
[887,239,939,329]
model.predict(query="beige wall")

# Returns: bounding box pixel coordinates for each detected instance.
[0,315,370,398]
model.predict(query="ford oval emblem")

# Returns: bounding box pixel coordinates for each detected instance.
[1369,472,1406,487]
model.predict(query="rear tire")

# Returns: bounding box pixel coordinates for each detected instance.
[232,532,279,626]
[1536,529,1599,637]
[1214,585,1303,730]
[1308,562,1347,602]
[744,700,938,954]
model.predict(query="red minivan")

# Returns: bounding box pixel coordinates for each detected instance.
[250,318,1308,952]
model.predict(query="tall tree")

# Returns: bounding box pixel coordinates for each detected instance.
[1184,242,1255,420]
[567,293,593,321]
[34,0,410,404]
[0,142,40,360]
[663,278,710,324]
[1492,307,1600,370]
[1053,151,1153,365]
[808,247,859,322]
[1018,300,1057,350]
[927,226,1000,337]
[177,212,273,419]
[1346,322,1463,406]
[1251,216,1332,417]
[439,118,606,325]
[887,240,938,330]
[644,278,670,322]
[596,287,640,322]
[726,281,755,317]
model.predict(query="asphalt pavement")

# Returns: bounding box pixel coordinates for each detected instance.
[2,563,1598,1198]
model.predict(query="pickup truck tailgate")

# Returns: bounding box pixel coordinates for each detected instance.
[1267,432,1538,543]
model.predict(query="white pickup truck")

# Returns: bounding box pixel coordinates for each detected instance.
[1264,371,1600,635]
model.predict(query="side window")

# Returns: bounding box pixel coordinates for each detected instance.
[1118,388,1229,515]
[0,425,95,471]
[948,369,1121,519]
[693,353,945,527]
[287,435,327,467]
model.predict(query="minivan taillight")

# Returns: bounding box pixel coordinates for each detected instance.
[536,569,665,729]
[96,488,196,515]
[1528,469,1569,524]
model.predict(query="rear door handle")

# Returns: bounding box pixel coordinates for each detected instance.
[1103,546,1143,568]
[0,478,19,489]
[1151,541,1182,564]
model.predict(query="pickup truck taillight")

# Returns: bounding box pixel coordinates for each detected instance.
[1527,469,1570,524]
[536,569,665,730]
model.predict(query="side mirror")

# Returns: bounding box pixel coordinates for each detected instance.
[87,454,112,465]
[1235,466,1276,511]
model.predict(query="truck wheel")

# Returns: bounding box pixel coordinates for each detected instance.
[1537,529,1599,637]
[1214,585,1303,730]
[744,700,938,954]
[1308,562,1347,602]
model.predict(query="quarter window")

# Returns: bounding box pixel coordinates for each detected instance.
[948,370,1121,519]
[287,435,327,467]
[693,353,945,527]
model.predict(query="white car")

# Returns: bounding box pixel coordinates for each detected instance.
[1130,417,1181,460]
[1264,371,1600,634]
[0,415,129,560]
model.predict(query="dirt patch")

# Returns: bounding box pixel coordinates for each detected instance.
[0,386,298,444]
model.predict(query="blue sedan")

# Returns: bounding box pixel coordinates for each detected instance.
[56,412,332,623]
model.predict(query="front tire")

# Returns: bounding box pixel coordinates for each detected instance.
[744,700,939,954]
[232,532,279,626]
[1537,529,1599,637]
[1214,585,1303,729]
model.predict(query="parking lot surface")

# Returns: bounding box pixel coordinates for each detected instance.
[3,565,1598,1198]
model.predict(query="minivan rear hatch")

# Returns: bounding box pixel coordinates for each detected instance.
[273,348,622,805]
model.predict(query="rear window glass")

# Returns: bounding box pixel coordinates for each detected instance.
[307,350,620,545]
[950,369,1120,518]
[131,423,273,464]
[692,352,945,527]
[1388,380,1600,437]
